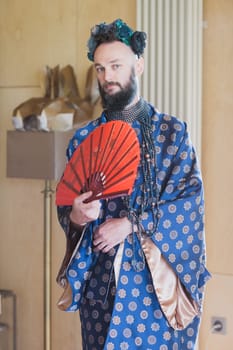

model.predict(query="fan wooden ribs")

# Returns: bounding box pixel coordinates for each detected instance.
[56,121,140,205]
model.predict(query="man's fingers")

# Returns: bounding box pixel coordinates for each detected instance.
[74,191,93,204]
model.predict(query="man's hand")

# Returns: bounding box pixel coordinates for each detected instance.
[70,191,101,226]
[93,217,132,253]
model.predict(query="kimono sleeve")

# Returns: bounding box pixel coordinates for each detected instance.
[139,120,211,306]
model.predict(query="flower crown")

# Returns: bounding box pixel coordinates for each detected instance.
[87,19,147,61]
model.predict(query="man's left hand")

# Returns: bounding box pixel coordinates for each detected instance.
[93,217,132,253]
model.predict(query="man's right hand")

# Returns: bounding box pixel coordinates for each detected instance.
[69,191,101,227]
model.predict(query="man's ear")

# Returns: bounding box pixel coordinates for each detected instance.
[135,56,144,77]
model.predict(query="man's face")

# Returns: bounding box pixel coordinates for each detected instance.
[93,41,139,111]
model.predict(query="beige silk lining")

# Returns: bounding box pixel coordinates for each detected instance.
[57,282,73,311]
[141,236,199,330]
[114,242,124,285]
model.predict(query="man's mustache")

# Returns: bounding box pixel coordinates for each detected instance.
[103,81,122,90]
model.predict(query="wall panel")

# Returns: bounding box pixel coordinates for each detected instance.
[0,1,136,350]
[200,1,233,348]
[0,0,77,87]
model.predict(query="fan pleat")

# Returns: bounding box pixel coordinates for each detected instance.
[56,121,140,205]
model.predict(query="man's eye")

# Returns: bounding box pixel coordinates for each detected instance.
[96,67,104,73]
[112,64,120,70]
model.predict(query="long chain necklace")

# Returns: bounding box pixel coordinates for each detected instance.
[106,98,160,271]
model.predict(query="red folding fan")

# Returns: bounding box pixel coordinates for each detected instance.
[56,120,140,205]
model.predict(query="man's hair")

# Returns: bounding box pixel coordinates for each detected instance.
[87,18,147,61]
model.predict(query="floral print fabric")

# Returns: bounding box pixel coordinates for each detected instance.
[57,104,211,350]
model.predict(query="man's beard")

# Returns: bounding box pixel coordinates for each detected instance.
[98,69,137,112]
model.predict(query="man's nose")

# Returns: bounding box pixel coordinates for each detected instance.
[104,68,114,82]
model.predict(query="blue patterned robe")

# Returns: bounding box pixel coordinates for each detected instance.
[57,103,211,350]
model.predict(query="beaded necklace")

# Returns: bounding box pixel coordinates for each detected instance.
[106,98,160,271]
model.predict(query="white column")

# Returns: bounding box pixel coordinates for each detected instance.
[137,0,203,157]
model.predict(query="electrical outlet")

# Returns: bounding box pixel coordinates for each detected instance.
[211,317,227,335]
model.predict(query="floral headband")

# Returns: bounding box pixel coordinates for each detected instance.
[87,18,147,61]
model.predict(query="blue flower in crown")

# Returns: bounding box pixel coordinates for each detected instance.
[115,19,133,46]
[87,19,147,61]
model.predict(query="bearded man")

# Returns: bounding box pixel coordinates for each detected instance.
[56,19,211,350]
